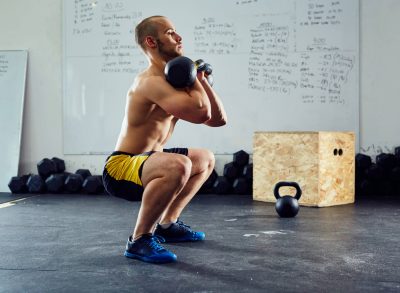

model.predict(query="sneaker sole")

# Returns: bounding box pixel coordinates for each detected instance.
[160,235,206,243]
[124,251,177,264]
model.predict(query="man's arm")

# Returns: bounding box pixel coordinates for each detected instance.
[199,76,227,127]
[140,76,211,124]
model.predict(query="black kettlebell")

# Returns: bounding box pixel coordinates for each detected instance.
[274,181,302,218]
[164,56,196,88]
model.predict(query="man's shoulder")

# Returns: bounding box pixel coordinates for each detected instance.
[133,72,169,99]
[128,74,162,103]
[136,70,165,86]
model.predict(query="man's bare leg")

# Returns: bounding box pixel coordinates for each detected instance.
[159,148,215,224]
[132,152,192,239]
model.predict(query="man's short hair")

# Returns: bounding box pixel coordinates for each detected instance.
[135,15,165,51]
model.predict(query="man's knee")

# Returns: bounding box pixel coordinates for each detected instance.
[198,149,215,170]
[167,155,192,183]
[206,150,215,169]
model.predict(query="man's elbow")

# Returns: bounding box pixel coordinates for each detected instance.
[200,111,212,123]
[193,108,212,124]
[205,117,227,127]
[219,118,227,126]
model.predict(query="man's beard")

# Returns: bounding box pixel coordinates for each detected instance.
[156,39,181,60]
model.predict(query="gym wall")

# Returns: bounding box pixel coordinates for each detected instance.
[0,0,399,176]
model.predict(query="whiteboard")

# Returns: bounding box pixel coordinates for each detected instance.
[63,0,359,155]
[0,50,28,192]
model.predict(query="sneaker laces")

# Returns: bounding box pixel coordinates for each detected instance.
[146,236,165,252]
[176,220,191,229]
[154,235,166,243]
[176,220,196,237]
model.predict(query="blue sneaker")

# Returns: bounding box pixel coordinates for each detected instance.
[154,220,206,242]
[124,234,177,264]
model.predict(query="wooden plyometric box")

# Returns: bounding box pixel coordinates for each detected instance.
[253,131,355,207]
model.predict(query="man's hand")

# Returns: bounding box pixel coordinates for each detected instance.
[196,70,206,83]
[195,59,214,86]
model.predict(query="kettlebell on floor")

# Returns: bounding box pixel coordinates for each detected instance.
[274,181,302,218]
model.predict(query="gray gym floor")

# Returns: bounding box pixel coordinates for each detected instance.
[0,192,399,293]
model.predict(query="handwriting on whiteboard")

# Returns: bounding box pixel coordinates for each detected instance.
[0,54,9,77]
[193,17,239,55]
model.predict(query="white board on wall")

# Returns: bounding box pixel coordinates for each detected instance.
[63,0,359,155]
[0,50,28,192]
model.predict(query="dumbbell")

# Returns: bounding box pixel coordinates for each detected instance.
[356,179,375,197]
[232,178,250,195]
[233,150,249,167]
[243,163,253,180]
[390,167,400,195]
[357,165,400,198]
[10,173,56,194]
[223,162,240,181]
[164,56,214,88]
[82,175,104,194]
[355,153,370,183]
[219,150,252,195]
[355,153,372,170]
[355,151,400,198]
[27,175,46,193]
[364,164,384,182]
[213,176,231,194]
[389,167,400,195]
[8,175,30,193]
[242,163,253,195]
[217,165,246,194]
[62,172,71,181]
[395,146,400,160]
[376,153,397,172]
[45,174,65,193]
[233,163,253,195]
[390,166,400,182]
[75,169,92,180]
[37,157,65,178]
[64,173,83,193]
[64,170,97,193]
[223,151,250,181]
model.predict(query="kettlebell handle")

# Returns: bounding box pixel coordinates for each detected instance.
[274,181,302,200]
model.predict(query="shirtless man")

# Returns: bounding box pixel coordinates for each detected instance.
[102,16,227,264]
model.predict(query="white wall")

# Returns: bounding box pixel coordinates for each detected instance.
[359,0,400,156]
[0,0,399,177]
[0,0,64,174]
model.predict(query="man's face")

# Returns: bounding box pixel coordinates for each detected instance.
[154,18,183,60]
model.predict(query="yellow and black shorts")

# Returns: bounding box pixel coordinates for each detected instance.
[102,148,189,201]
